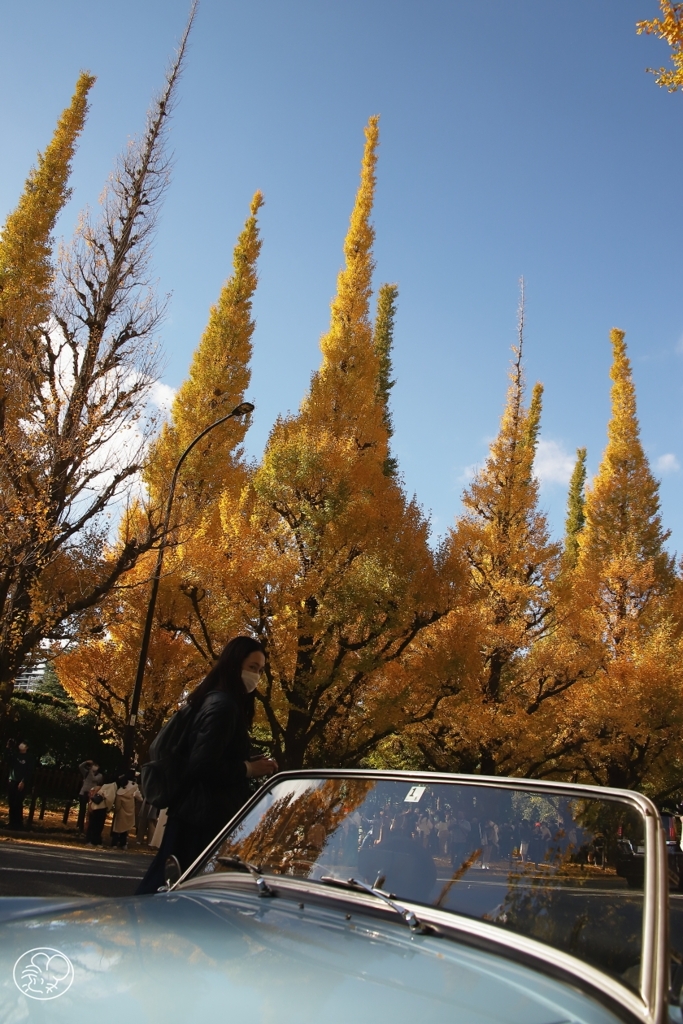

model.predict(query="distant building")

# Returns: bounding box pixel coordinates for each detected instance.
[13,661,47,693]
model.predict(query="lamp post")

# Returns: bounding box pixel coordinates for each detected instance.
[122,401,255,765]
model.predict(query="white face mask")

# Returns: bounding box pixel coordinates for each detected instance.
[241,669,260,693]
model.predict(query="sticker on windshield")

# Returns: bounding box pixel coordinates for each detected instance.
[13,947,74,1000]
[404,785,426,803]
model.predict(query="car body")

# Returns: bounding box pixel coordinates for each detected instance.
[0,770,674,1024]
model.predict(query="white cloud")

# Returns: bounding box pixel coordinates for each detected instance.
[534,438,575,486]
[458,463,479,484]
[149,381,176,417]
[458,438,578,490]
[656,453,680,474]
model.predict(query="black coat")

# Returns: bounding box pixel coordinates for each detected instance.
[5,752,35,786]
[173,690,251,834]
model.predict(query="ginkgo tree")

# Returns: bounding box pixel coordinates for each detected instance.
[176,118,445,769]
[109,116,447,769]
[0,10,196,715]
[552,329,683,793]
[404,324,683,798]
[58,192,264,755]
[61,118,449,767]
[238,117,448,769]
[406,298,571,778]
[53,3,683,786]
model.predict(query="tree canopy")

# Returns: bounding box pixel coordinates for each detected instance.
[4,7,682,798]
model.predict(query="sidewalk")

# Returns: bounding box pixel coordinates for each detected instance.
[0,829,156,854]
[0,805,155,853]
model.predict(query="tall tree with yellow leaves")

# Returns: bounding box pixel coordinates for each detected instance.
[146,191,263,511]
[220,117,445,769]
[578,330,672,610]
[407,322,681,790]
[0,12,197,714]
[58,193,263,754]
[557,329,681,792]
[0,73,94,414]
[416,290,581,777]
[456,360,552,705]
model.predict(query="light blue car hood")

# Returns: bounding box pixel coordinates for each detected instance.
[0,888,623,1024]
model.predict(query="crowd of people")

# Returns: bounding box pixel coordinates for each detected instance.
[413,808,565,868]
[3,742,155,850]
[78,762,147,850]
[350,799,582,871]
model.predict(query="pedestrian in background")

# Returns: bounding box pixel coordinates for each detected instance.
[450,810,471,867]
[417,812,433,849]
[85,774,117,847]
[111,772,141,849]
[4,740,34,830]
[518,818,532,862]
[77,759,103,833]
[481,818,499,868]
[436,813,452,858]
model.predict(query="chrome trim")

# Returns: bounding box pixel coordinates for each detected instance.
[650,813,669,1024]
[176,768,668,1024]
[641,806,656,1006]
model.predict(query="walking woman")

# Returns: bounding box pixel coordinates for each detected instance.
[137,636,277,894]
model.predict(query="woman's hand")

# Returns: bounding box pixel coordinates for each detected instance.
[245,757,278,778]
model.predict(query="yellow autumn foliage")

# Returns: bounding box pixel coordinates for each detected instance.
[58,193,264,750]
[637,0,683,91]
[53,78,683,796]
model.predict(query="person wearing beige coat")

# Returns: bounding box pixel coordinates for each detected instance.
[111,774,141,849]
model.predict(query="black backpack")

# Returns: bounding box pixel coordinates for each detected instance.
[140,704,195,809]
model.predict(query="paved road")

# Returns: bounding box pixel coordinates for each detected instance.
[0,841,153,898]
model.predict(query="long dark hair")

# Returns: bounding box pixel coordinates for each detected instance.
[186,635,265,724]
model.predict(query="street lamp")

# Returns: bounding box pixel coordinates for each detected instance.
[122,401,255,765]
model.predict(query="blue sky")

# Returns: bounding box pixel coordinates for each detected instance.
[2,0,682,553]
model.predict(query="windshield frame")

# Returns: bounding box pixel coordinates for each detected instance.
[177,768,669,1024]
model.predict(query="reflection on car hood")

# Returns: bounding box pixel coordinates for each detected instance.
[0,887,623,1024]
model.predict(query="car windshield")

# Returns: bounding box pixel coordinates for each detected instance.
[193,776,647,991]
